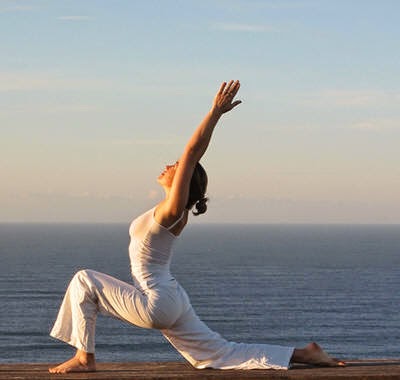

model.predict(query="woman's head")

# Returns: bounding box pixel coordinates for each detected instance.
[186,162,208,215]
[157,161,208,215]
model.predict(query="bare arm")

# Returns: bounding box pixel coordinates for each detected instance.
[182,80,242,165]
[156,80,241,225]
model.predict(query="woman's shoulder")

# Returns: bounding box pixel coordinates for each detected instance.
[153,201,186,228]
[153,202,188,237]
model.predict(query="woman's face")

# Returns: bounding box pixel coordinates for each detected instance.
[157,161,178,188]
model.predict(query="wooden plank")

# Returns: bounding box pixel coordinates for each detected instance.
[1,360,400,380]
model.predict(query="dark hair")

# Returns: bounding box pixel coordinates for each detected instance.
[186,162,208,215]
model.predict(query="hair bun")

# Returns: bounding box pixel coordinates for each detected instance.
[193,197,208,216]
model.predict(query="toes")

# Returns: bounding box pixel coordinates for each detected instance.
[48,367,62,374]
[331,357,346,367]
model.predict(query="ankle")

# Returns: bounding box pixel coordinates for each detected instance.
[75,351,95,365]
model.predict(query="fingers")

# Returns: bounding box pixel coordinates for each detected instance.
[232,80,240,94]
[224,80,240,96]
[218,80,240,96]
[214,80,241,114]
[217,82,226,95]
[225,80,234,93]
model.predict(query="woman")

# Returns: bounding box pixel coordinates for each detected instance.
[49,80,344,373]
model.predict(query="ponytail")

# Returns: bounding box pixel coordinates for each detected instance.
[185,162,208,216]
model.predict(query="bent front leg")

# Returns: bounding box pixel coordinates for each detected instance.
[50,269,154,352]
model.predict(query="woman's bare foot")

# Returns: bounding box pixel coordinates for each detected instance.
[291,342,345,367]
[49,350,96,373]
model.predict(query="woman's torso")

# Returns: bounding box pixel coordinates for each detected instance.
[128,207,182,291]
[128,207,192,328]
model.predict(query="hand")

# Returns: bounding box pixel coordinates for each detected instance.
[212,80,242,115]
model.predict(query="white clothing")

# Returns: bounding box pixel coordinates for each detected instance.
[50,207,294,369]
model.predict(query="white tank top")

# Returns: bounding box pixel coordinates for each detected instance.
[128,207,184,291]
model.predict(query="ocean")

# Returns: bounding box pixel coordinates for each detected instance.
[0,222,399,363]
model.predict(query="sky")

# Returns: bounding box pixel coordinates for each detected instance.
[1,0,400,223]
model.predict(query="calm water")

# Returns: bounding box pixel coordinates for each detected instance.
[0,223,399,363]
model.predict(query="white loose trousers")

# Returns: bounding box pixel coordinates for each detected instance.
[50,269,294,370]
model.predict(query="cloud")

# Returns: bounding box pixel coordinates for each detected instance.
[299,89,400,108]
[0,71,110,92]
[350,119,400,131]
[216,0,317,12]
[0,72,63,92]
[0,191,149,222]
[213,22,278,33]
[254,0,318,9]
[0,4,34,13]
[57,15,91,21]
[111,139,179,146]
[210,194,400,224]
[1,104,100,116]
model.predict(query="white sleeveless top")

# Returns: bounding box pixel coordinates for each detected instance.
[128,207,184,291]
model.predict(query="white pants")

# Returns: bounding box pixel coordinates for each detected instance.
[50,269,294,369]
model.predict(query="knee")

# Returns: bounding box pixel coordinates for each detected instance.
[70,269,97,299]
[74,268,91,279]
[72,269,95,286]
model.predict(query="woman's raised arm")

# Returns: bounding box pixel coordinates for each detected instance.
[155,80,241,225]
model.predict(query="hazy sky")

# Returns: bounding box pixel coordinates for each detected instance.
[1,0,400,223]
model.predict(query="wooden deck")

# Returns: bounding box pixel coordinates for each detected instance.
[1,360,400,379]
